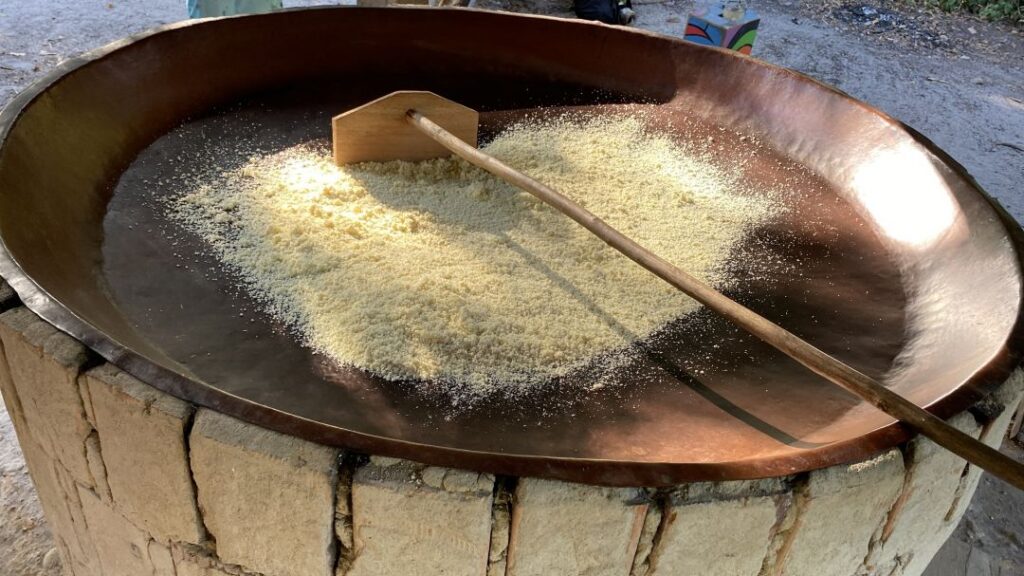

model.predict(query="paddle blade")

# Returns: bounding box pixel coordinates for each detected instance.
[332,90,479,165]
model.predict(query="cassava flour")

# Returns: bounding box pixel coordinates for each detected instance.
[169,114,778,397]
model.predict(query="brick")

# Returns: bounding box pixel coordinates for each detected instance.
[52,460,106,576]
[648,479,785,576]
[78,485,166,576]
[0,330,30,443]
[0,308,93,484]
[189,410,339,576]
[947,370,1024,527]
[865,412,981,576]
[347,458,494,576]
[17,435,100,576]
[772,449,905,576]
[85,364,203,544]
[506,478,649,576]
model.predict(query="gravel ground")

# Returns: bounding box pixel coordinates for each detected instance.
[0,1,1022,575]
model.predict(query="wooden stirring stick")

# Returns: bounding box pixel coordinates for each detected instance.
[334,91,1024,490]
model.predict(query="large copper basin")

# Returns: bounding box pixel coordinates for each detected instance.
[0,7,1021,485]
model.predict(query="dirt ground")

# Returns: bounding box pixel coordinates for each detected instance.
[0,1,1022,575]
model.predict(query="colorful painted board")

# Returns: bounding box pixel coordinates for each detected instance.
[187,0,282,17]
[684,4,759,54]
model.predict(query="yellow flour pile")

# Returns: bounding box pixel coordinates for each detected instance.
[171,115,777,396]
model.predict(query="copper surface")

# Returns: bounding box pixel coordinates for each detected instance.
[0,7,1021,486]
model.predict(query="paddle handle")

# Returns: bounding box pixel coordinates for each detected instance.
[406,109,1024,490]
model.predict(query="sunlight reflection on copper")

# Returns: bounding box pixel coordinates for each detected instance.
[852,143,961,249]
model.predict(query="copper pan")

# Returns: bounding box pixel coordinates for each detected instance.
[0,7,1020,486]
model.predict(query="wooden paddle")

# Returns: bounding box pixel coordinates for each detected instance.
[332,91,1024,490]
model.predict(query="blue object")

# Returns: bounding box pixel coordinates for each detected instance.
[684,3,760,54]
[187,0,284,18]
